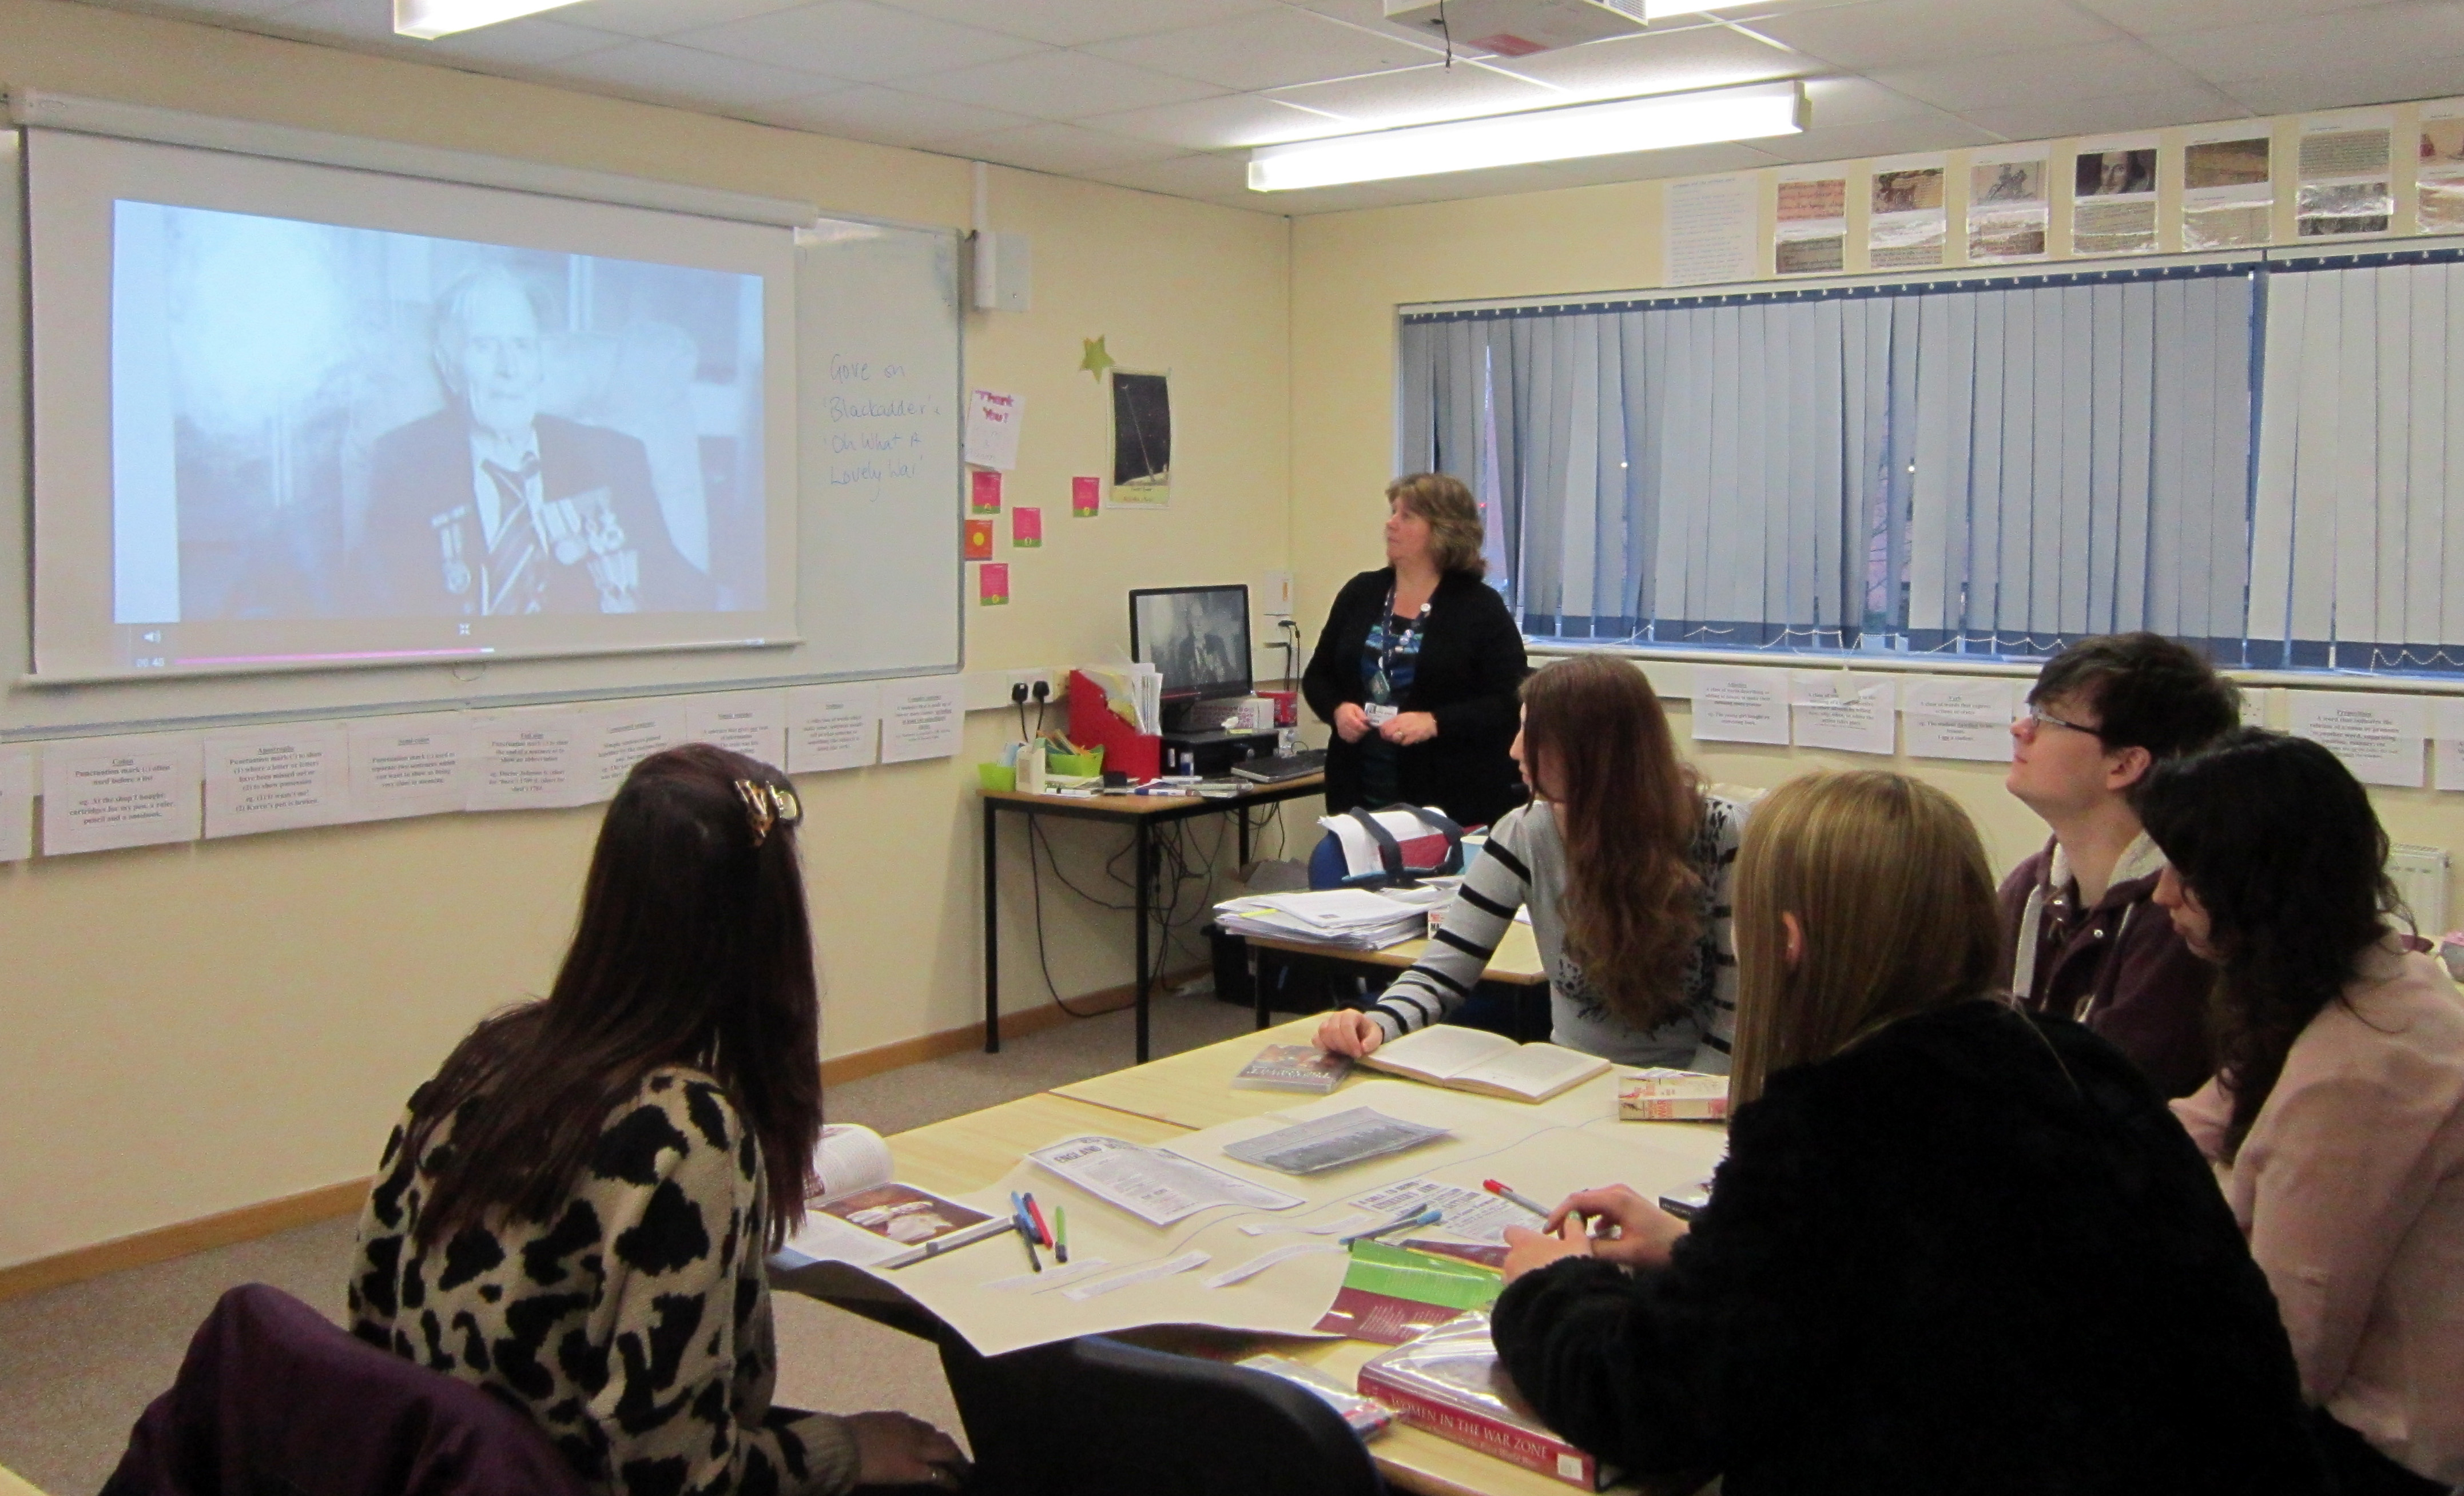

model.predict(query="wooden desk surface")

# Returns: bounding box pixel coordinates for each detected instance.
[980,773,1325,818]
[1242,918,1549,985]
[1054,1016,1341,1129]
[885,1093,1187,1196]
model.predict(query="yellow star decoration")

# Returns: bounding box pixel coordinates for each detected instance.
[1079,335,1116,381]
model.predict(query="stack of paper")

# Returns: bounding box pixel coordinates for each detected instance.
[1214,888,1429,949]
[1078,665,1163,735]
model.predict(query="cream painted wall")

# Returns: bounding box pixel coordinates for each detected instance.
[1287,164,2464,919]
[0,0,1291,1267]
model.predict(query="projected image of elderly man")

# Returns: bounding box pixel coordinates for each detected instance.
[360,268,714,617]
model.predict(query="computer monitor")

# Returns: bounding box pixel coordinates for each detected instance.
[1130,584,1251,713]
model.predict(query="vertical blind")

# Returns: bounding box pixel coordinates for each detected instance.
[1400,247,2460,670]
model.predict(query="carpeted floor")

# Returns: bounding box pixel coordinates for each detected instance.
[0,989,1262,1496]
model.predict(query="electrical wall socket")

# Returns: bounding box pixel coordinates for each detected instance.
[1007,667,1060,698]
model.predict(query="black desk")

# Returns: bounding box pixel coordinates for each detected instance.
[980,774,1326,1064]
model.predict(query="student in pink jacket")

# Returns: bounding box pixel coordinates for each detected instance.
[2140,729,2464,1494]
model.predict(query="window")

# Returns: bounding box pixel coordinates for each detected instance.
[1400,245,2464,673]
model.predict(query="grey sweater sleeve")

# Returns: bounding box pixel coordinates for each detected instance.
[1366,811,1536,1040]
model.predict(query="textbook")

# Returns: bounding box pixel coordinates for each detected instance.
[1361,1025,1609,1103]
[1618,1068,1731,1121]
[777,1125,997,1268]
[1357,1312,1618,1491]
[1313,1239,1501,1344]
[1233,1043,1353,1093]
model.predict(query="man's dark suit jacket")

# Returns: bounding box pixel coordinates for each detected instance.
[360,408,714,616]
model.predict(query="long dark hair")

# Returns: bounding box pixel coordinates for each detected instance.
[2137,729,2397,1159]
[407,743,823,1250]
[1517,656,1702,1029]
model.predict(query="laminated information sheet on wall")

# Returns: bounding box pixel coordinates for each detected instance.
[688,691,788,770]
[1663,173,1758,287]
[203,727,351,838]
[1902,677,2018,763]
[775,1080,1727,1359]
[2287,691,2427,788]
[788,682,883,773]
[1689,665,1790,745]
[1789,671,1897,755]
[43,734,204,855]
[350,715,468,822]
[465,710,589,812]
[585,699,689,800]
[882,681,964,763]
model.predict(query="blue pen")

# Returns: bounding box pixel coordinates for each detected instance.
[1009,1193,1043,1272]
[1340,1205,1443,1246]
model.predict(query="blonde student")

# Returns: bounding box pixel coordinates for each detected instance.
[348,745,967,1496]
[1316,655,1743,1068]
[1492,771,2325,1496]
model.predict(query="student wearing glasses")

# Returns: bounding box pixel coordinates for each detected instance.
[2001,633,2241,1096]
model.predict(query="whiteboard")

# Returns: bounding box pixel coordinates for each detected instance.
[0,128,964,739]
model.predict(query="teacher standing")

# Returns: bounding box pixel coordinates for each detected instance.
[1303,473,1527,830]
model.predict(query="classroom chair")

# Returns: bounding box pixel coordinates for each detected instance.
[100,1283,589,1496]
[937,1330,1385,1496]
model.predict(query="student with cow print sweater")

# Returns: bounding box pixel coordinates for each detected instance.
[347,745,968,1496]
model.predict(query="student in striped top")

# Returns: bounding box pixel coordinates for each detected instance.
[1316,655,1744,1069]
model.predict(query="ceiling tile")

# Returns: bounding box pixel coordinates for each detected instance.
[1475,23,1815,98]
[1749,111,2002,161]
[1799,74,1944,126]
[269,0,618,62]
[2217,55,2464,115]
[1535,140,1793,182]
[1872,38,2207,113]
[2069,0,2395,34]
[893,48,1227,118]
[128,0,301,20]
[1958,82,2251,140]
[1269,62,1563,129]
[738,83,1038,144]
[1080,93,1353,150]
[1080,151,1266,204]
[553,0,807,41]
[1281,0,1484,56]
[2141,1,2464,83]
[932,121,1191,173]
[874,0,1279,49]
[1087,7,1442,91]
[670,0,1048,83]
[530,39,840,105]
[1749,0,2123,71]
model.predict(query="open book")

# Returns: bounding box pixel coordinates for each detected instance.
[775,1124,999,1268]
[1360,1025,1609,1103]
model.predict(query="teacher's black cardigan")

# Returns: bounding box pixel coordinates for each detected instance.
[1301,567,1527,830]
[1492,1001,2330,1496]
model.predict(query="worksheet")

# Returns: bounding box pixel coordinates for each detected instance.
[1028,1136,1301,1226]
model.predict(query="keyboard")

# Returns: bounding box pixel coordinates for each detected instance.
[1231,749,1328,783]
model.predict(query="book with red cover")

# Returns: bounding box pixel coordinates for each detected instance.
[1356,1311,1618,1491]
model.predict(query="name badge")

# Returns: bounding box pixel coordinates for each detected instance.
[1363,704,1399,726]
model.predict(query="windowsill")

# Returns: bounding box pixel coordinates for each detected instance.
[1525,638,2464,698]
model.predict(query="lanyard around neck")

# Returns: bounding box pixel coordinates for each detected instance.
[1378,584,1430,679]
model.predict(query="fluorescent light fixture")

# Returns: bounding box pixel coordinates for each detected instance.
[394,0,583,39]
[1247,79,1805,192]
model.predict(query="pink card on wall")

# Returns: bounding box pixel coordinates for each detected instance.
[1012,507,1042,547]
[979,563,1010,605]
[971,470,1003,514]
[1072,475,1100,517]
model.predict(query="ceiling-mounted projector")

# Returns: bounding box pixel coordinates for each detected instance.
[1382,0,1648,56]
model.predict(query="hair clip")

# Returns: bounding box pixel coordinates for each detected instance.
[735,779,802,846]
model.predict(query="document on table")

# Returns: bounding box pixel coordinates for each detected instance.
[1689,665,1790,745]
[202,727,352,837]
[42,733,203,854]
[349,715,468,821]
[0,747,32,862]
[1346,1179,1537,1245]
[1790,671,1897,755]
[1222,1108,1452,1176]
[687,691,788,769]
[1901,676,2018,763]
[788,682,881,773]
[1028,1136,1302,1226]
[881,680,964,763]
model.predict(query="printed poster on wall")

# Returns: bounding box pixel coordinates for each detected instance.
[1110,371,1171,509]
[43,733,204,855]
[2420,101,2464,234]
[2298,112,2393,237]
[2072,136,2157,256]
[1867,158,1945,269]
[963,388,1023,471]
[1012,507,1042,548]
[2288,691,2426,788]
[1774,172,1846,276]
[1968,149,2048,262]
[979,562,1010,606]
[964,517,993,560]
[969,469,1003,515]
[2183,128,2275,250]
[1689,666,1790,745]
[1663,173,1759,287]
[1072,475,1101,518]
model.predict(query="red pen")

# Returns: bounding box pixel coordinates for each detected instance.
[1024,1192,1054,1248]
[1484,1179,1552,1218]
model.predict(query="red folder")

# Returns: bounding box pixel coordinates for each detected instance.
[1068,670,1162,781]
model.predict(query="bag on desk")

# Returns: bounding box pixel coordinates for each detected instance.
[1312,806,1468,890]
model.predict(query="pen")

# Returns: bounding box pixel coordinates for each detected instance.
[1340,1205,1442,1246]
[881,1216,1015,1270]
[1010,1197,1042,1273]
[1024,1192,1054,1248]
[1054,1206,1070,1264]
[1483,1179,1553,1218]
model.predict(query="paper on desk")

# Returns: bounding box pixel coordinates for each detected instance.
[0,747,33,862]
[1030,1136,1301,1225]
[688,691,788,770]
[203,726,351,838]
[788,682,881,773]
[1346,1179,1535,1245]
[43,733,202,854]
